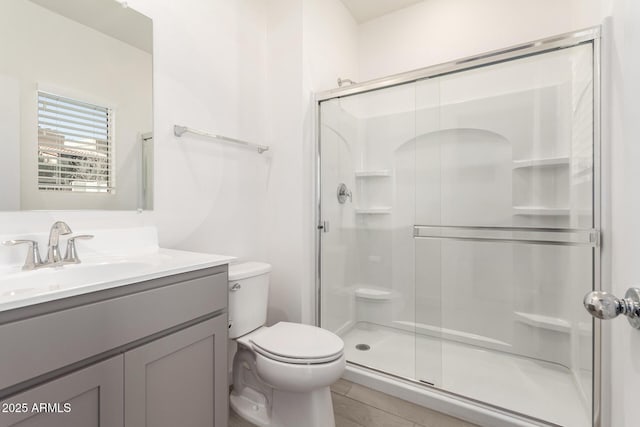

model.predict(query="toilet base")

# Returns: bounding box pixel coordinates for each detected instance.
[230,387,270,426]
[231,386,336,427]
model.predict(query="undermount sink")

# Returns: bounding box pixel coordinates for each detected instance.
[0,227,235,312]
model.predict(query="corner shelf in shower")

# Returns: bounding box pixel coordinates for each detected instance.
[355,169,392,178]
[512,156,570,169]
[514,311,571,333]
[512,206,570,216]
[354,287,394,300]
[355,207,392,215]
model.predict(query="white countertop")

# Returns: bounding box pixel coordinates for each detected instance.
[0,226,235,312]
[0,248,234,312]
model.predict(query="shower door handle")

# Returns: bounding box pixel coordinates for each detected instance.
[583,288,640,329]
[318,221,329,233]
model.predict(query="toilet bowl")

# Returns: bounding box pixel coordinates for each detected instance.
[228,262,345,427]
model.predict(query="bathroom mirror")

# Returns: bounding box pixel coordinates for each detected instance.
[0,0,153,211]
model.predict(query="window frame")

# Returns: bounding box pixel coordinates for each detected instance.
[36,90,115,194]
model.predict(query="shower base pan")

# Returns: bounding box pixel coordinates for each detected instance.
[340,322,590,427]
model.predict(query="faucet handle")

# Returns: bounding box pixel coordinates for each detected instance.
[2,240,43,270]
[63,235,94,264]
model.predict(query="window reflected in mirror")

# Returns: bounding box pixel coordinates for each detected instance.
[37,92,114,194]
[0,0,153,211]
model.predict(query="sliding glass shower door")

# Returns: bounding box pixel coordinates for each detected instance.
[413,43,595,426]
[318,33,598,427]
[319,82,443,383]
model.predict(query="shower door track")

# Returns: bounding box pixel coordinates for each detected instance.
[315,26,603,427]
[315,27,600,102]
[346,361,565,427]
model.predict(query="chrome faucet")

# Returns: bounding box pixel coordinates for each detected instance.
[2,221,92,271]
[45,221,72,265]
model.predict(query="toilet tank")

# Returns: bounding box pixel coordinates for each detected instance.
[228,262,272,339]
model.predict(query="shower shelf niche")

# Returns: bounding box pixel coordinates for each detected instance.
[355,207,392,215]
[512,206,570,216]
[355,169,392,178]
[511,154,572,221]
[354,287,394,300]
[514,311,571,333]
[355,169,392,216]
[512,156,570,169]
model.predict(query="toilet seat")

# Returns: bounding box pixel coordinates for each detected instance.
[249,322,344,365]
[252,345,342,364]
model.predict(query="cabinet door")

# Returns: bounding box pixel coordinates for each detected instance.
[0,355,123,427]
[124,315,228,427]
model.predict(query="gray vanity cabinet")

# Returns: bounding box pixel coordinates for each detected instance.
[0,266,229,427]
[124,315,228,427]
[0,355,123,427]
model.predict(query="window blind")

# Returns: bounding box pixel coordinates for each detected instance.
[37,91,114,193]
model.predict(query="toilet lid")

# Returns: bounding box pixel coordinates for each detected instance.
[250,322,344,364]
[228,261,272,281]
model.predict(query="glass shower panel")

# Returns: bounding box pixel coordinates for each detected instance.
[319,81,443,382]
[319,97,357,337]
[415,44,594,229]
[414,238,594,426]
[413,78,444,386]
[414,43,595,427]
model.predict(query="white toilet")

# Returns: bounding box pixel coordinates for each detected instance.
[228,262,345,427]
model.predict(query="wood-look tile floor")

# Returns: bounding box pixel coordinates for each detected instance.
[228,378,479,427]
[229,409,257,427]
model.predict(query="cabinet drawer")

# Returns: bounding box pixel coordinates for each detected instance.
[0,272,227,391]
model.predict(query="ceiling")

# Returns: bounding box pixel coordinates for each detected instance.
[28,0,152,53]
[340,0,425,24]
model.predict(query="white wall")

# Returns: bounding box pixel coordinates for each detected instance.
[358,0,609,82]
[262,0,305,324]
[261,0,358,325]
[608,1,640,426]
[302,0,358,323]
[0,75,20,211]
[303,0,359,92]
[137,0,271,262]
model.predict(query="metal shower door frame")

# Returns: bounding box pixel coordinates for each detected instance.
[314,26,602,427]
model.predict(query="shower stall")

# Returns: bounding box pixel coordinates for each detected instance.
[316,28,600,427]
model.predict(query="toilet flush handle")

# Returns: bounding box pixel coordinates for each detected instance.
[230,283,241,291]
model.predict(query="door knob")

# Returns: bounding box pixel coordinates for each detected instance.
[583,288,640,329]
